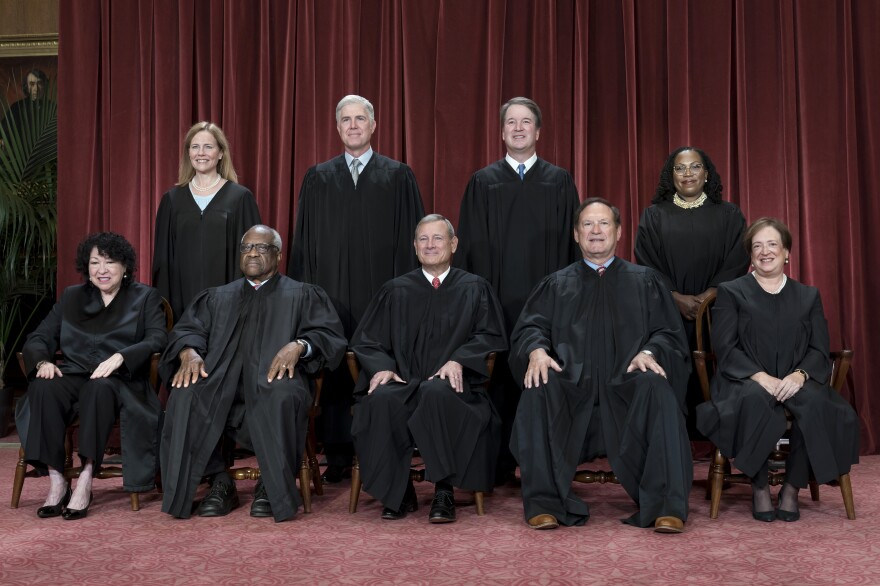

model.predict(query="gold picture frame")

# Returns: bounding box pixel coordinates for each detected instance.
[0,33,58,58]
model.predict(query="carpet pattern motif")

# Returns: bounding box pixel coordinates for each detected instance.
[0,446,878,585]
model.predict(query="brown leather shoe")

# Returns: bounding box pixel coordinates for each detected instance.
[654,516,684,533]
[527,513,559,530]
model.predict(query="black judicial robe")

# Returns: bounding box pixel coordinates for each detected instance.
[17,283,167,491]
[159,274,346,521]
[152,182,261,321]
[696,276,859,483]
[349,268,508,510]
[510,259,692,527]
[635,200,749,434]
[289,153,425,337]
[454,158,580,332]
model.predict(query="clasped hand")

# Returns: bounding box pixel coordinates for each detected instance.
[751,371,805,402]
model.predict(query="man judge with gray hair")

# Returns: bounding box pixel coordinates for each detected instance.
[289,95,425,483]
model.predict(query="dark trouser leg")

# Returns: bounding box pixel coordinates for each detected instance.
[487,356,520,482]
[351,383,416,511]
[75,378,120,470]
[410,378,499,492]
[245,376,310,521]
[785,419,810,489]
[24,375,85,472]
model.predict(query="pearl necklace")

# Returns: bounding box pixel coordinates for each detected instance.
[673,192,707,209]
[753,271,787,294]
[191,174,222,192]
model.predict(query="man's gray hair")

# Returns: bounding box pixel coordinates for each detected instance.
[415,214,455,239]
[336,95,375,123]
[242,224,283,250]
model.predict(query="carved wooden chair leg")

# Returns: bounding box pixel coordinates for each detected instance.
[709,449,726,519]
[704,465,713,500]
[11,447,27,508]
[299,457,312,513]
[838,473,856,520]
[474,491,485,515]
[808,480,821,502]
[349,455,362,514]
[130,492,140,511]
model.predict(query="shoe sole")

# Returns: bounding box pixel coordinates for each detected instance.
[529,521,559,530]
[197,498,240,517]
[654,525,683,534]
[429,515,456,524]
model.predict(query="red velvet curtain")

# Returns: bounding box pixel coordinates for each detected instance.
[57,0,880,453]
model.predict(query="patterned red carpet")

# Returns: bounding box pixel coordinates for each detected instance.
[1,441,878,585]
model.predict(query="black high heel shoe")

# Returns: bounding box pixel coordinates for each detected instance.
[37,484,72,518]
[61,492,93,521]
[775,484,800,522]
[752,492,775,522]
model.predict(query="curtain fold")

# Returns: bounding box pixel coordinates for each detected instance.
[57,0,880,452]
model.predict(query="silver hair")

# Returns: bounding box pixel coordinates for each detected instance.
[335,95,375,123]
[242,224,282,250]
[415,214,455,239]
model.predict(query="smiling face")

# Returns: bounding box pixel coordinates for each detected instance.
[671,149,708,200]
[501,104,540,159]
[749,225,789,278]
[188,130,222,176]
[239,227,281,284]
[414,220,458,273]
[573,202,621,264]
[337,103,376,157]
[88,247,124,298]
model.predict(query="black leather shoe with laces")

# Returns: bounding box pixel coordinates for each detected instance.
[197,480,240,517]
[250,479,272,517]
[428,489,456,524]
[381,481,418,520]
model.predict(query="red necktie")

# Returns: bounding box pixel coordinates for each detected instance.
[432,277,440,289]
[596,265,605,276]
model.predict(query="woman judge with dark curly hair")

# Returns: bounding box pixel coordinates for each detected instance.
[18,233,167,519]
[152,121,261,321]
[635,147,750,433]
[697,218,859,521]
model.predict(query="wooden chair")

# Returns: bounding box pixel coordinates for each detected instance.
[346,351,496,515]
[224,369,325,513]
[11,297,174,511]
[692,290,856,519]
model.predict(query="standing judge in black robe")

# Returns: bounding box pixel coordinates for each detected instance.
[697,218,859,522]
[153,121,261,321]
[635,147,749,436]
[454,97,580,483]
[511,198,692,533]
[289,95,425,480]
[160,225,346,522]
[350,215,507,523]
[18,232,166,519]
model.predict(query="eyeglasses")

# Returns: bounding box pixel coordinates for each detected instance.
[672,163,704,175]
[239,243,278,254]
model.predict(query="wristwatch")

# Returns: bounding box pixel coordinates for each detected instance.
[793,368,809,381]
[640,350,654,358]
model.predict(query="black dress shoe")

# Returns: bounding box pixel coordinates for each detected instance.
[321,465,351,484]
[250,479,272,518]
[381,481,418,520]
[775,506,800,522]
[752,493,775,523]
[197,480,240,517]
[428,489,456,524]
[37,485,71,518]
[62,493,93,521]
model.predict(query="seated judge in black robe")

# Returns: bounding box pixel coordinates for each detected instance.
[454,97,580,483]
[289,95,425,480]
[697,218,859,522]
[635,147,749,436]
[153,121,261,321]
[160,225,346,522]
[18,232,167,519]
[350,215,507,522]
[511,198,692,533]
